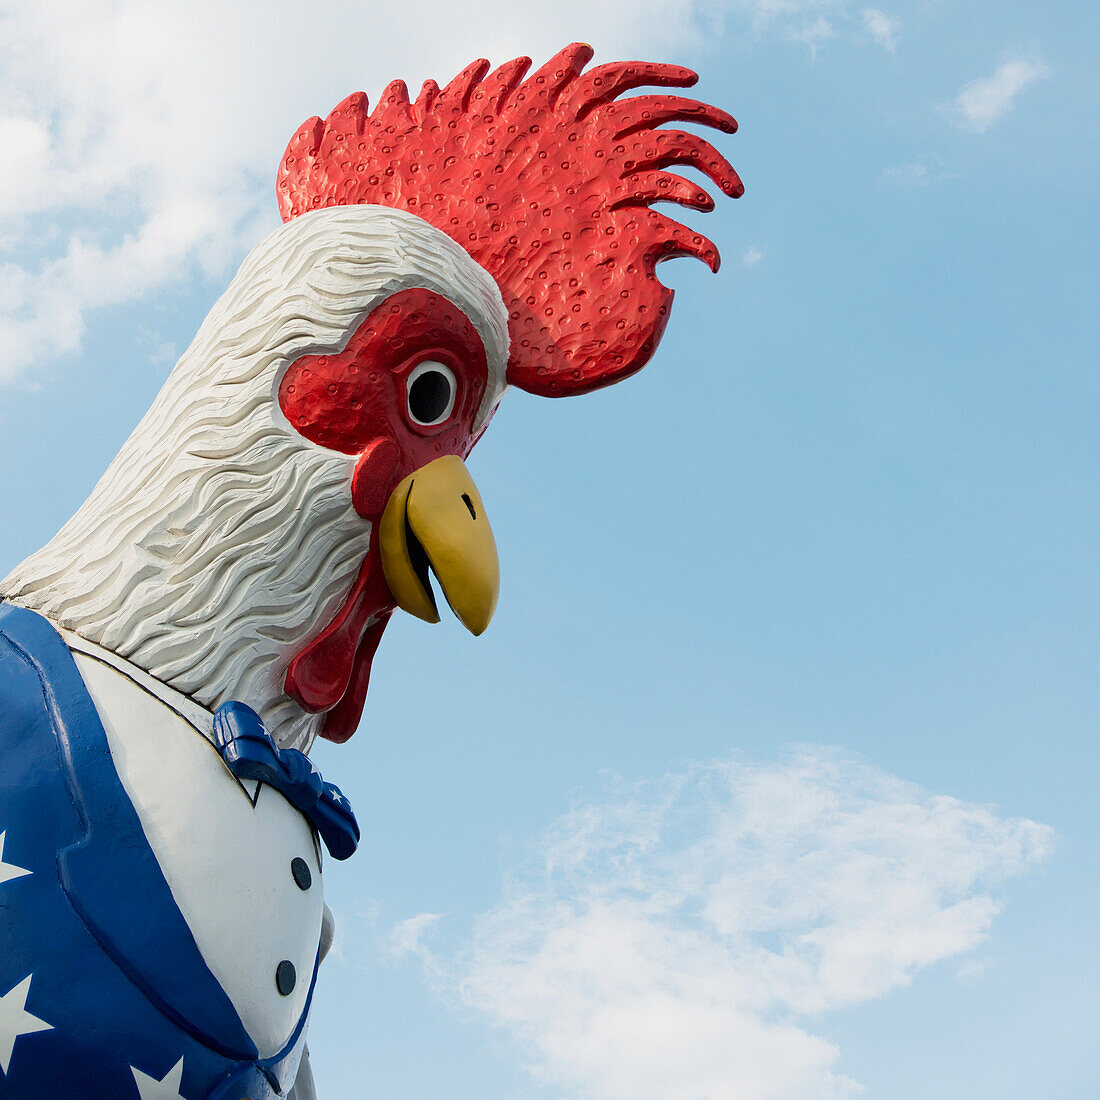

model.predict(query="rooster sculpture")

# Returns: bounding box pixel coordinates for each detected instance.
[0,43,740,1100]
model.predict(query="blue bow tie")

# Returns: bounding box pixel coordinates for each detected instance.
[212,701,360,861]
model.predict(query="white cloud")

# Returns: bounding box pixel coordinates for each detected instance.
[882,158,954,188]
[862,8,898,52]
[883,163,931,187]
[946,55,1051,133]
[405,748,1052,1100]
[390,912,445,986]
[391,912,442,960]
[734,0,840,28]
[955,954,995,984]
[793,16,837,57]
[743,245,765,266]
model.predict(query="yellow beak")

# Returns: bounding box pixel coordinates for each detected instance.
[378,455,499,636]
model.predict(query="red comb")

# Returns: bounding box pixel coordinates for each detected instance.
[277,44,742,397]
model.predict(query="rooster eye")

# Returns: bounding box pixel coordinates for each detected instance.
[406,360,457,427]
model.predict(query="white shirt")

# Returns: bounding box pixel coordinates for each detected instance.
[63,629,324,1060]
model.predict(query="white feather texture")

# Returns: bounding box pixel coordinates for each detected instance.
[2,205,510,751]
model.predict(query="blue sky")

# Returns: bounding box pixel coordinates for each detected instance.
[1,1,1096,1096]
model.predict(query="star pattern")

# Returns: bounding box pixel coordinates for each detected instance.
[0,975,53,1075]
[0,831,31,887]
[131,1057,186,1099]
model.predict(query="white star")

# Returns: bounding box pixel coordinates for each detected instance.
[131,1057,186,1099]
[0,975,53,1075]
[0,832,31,887]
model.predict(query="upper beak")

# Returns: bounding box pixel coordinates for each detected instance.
[378,455,499,636]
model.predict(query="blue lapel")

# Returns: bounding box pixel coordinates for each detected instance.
[0,603,258,1062]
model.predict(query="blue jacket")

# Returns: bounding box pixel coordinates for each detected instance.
[0,603,312,1099]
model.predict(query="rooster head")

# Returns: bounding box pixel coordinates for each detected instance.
[276,42,742,744]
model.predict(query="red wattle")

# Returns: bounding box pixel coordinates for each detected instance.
[284,545,394,714]
[319,614,391,744]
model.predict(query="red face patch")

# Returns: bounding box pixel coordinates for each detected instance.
[278,286,490,479]
[279,287,494,743]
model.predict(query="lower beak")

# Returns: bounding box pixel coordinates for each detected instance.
[378,455,499,636]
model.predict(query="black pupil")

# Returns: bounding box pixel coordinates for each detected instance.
[408,370,451,423]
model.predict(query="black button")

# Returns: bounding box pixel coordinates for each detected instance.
[291,857,312,891]
[276,960,296,996]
